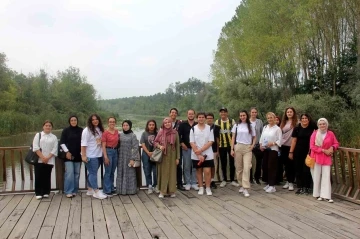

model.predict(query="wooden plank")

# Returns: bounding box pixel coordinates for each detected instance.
[0,194,32,239]
[66,195,81,239]
[169,193,223,237]
[267,189,360,238]
[187,190,269,239]
[210,234,227,239]
[22,201,51,239]
[160,198,208,239]
[42,193,62,227]
[92,198,109,239]
[81,193,94,239]
[0,195,14,213]
[8,196,41,239]
[128,192,165,238]
[221,187,333,239]
[52,195,71,239]
[147,193,194,239]
[102,197,122,239]
[111,195,138,239]
[120,195,152,239]
[211,188,303,239]
[0,195,23,227]
[37,226,54,239]
[249,188,354,239]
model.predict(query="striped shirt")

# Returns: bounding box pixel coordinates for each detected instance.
[215,118,236,148]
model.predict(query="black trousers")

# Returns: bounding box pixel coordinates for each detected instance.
[177,147,183,186]
[252,147,264,181]
[219,147,235,181]
[294,151,312,188]
[280,146,295,183]
[34,163,53,196]
[262,150,278,186]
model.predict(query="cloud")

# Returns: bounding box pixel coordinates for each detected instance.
[136,56,158,67]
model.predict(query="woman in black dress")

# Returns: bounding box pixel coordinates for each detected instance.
[289,113,317,195]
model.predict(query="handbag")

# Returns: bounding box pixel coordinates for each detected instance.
[150,148,163,163]
[305,150,315,168]
[25,132,41,165]
[58,143,67,159]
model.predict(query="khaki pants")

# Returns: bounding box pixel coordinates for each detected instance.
[234,143,253,189]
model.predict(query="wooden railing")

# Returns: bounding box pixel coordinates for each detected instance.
[0,146,143,194]
[1,146,359,204]
[332,147,360,204]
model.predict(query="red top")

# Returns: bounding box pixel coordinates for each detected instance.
[101,130,119,148]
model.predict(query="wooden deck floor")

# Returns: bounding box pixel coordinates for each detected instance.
[0,184,360,239]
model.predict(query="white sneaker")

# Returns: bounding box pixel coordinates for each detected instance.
[206,188,212,196]
[185,184,191,191]
[317,197,323,201]
[283,182,289,189]
[93,190,107,199]
[243,189,250,197]
[220,181,227,187]
[266,186,276,193]
[147,186,153,194]
[159,193,164,198]
[288,183,294,191]
[86,189,94,196]
[239,187,244,193]
[104,193,113,198]
[154,186,160,194]
[170,194,176,198]
[43,194,49,198]
[191,184,199,191]
[263,184,270,191]
[231,181,240,187]
[35,196,42,200]
[198,187,204,195]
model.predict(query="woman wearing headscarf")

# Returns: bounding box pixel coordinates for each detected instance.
[116,120,140,195]
[154,117,180,198]
[60,115,83,198]
[310,118,339,203]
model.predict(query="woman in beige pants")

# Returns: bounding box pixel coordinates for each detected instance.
[231,110,256,197]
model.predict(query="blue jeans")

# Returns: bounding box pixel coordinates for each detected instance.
[64,161,81,195]
[86,157,102,190]
[103,149,118,193]
[182,149,196,185]
[142,152,157,187]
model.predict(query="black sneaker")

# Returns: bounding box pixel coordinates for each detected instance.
[250,179,255,184]
[304,188,310,195]
[177,185,186,191]
[295,188,302,195]
[255,179,261,185]
[210,181,217,189]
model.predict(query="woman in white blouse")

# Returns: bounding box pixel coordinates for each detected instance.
[231,110,256,197]
[259,112,282,193]
[32,120,58,200]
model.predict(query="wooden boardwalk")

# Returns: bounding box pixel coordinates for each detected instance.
[0,184,359,239]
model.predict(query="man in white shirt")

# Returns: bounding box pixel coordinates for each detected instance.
[190,112,214,196]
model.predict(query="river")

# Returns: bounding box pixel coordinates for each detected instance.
[0,115,167,192]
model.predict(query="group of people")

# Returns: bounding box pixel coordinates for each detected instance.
[31,106,339,203]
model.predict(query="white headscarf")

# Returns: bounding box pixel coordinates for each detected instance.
[315,118,329,146]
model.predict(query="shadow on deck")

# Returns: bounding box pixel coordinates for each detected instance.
[0,184,359,239]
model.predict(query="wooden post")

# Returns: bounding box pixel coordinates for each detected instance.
[55,157,64,192]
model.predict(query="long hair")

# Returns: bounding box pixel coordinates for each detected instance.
[238,110,252,134]
[145,119,158,134]
[280,107,297,129]
[87,114,104,136]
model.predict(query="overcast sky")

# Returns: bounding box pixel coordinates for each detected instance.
[1,0,239,99]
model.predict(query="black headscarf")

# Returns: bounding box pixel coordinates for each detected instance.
[122,120,133,134]
[68,115,79,129]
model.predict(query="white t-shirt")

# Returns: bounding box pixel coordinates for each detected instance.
[81,127,103,158]
[32,132,58,165]
[231,123,256,145]
[189,124,214,160]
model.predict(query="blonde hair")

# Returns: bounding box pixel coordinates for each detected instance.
[266,112,276,118]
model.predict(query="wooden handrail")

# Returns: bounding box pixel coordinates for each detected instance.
[0,146,143,193]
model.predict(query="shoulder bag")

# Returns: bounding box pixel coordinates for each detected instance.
[150,148,163,163]
[305,149,315,168]
[25,132,41,165]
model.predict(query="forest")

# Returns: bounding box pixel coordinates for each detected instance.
[99,0,360,147]
[0,53,110,136]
